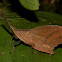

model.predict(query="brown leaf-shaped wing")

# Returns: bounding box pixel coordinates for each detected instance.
[31,25,62,54]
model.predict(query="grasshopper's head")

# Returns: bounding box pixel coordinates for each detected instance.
[10,25,16,30]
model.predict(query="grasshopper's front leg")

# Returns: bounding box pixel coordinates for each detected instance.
[10,38,22,54]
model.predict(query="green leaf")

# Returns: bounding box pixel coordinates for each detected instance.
[19,0,39,10]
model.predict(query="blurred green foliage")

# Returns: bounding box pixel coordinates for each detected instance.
[0,0,62,14]
[19,0,39,10]
[0,0,62,13]
[0,0,39,10]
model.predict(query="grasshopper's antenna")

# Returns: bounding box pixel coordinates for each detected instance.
[0,9,16,30]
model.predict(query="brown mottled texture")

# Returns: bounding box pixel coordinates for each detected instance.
[0,9,62,55]
[13,25,62,55]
